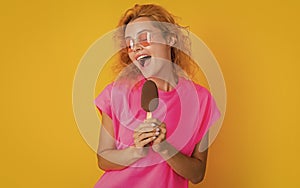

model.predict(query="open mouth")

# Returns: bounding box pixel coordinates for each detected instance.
[137,55,151,67]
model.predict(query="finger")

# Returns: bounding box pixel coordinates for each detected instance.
[160,128,166,134]
[134,125,158,141]
[153,131,166,144]
[156,127,166,134]
[137,132,157,142]
[135,136,154,147]
[159,124,166,134]
[158,132,166,140]
[134,138,145,147]
[160,122,166,128]
[133,131,141,139]
[139,136,156,147]
[152,138,161,146]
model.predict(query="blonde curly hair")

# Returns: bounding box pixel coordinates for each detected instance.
[113,4,200,81]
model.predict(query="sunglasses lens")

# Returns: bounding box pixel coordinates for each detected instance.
[138,32,150,47]
[125,32,151,52]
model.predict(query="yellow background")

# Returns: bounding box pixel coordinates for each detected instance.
[1,0,299,187]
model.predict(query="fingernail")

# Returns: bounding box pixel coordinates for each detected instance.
[156,128,160,132]
[155,131,160,136]
[153,136,156,139]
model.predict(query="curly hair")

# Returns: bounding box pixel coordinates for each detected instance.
[112,4,201,81]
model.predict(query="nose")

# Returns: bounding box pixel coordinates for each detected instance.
[132,43,143,52]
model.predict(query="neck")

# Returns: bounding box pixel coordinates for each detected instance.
[148,71,178,92]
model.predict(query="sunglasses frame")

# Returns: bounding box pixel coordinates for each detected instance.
[125,31,152,53]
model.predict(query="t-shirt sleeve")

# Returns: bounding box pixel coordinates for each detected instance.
[195,87,221,144]
[94,84,113,118]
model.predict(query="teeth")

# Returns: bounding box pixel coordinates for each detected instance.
[137,55,148,61]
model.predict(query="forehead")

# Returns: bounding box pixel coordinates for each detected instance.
[124,17,159,37]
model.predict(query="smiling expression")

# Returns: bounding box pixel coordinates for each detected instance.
[124,17,173,78]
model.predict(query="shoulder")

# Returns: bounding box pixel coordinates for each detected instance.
[192,82,211,98]
[95,78,145,101]
[96,82,114,97]
[180,77,212,99]
[94,82,115,105]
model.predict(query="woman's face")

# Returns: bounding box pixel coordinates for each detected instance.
[124,17,172,78]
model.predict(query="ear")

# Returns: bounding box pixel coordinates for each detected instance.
[168,34,177,46]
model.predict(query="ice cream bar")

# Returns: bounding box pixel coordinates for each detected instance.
[141,80,159,119]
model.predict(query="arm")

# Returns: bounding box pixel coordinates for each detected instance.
[97,113,145,171]
[157,133,208,184]
[149,119,209,184]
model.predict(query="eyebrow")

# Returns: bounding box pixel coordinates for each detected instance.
[125,29,153,39]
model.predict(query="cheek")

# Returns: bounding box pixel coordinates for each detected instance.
[128,52,135,62]
[151,45,170,57]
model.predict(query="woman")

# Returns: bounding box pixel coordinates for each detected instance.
[94,4,220,188]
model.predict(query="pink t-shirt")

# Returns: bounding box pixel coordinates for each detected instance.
[94,77,220,188]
